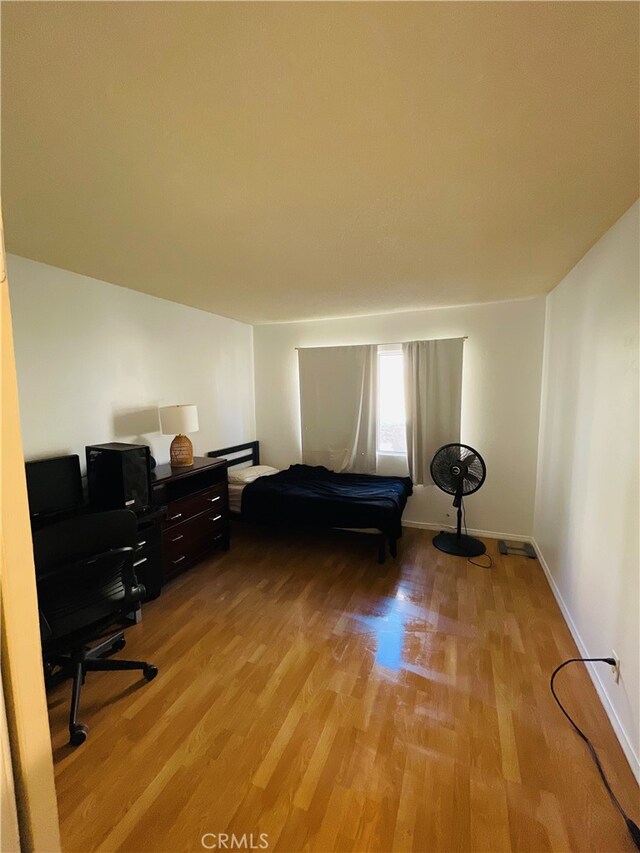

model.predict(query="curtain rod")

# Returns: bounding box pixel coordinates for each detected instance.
[294,337,467,350]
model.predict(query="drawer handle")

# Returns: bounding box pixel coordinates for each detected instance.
[136,540,147,548]
[172,555,186,565]
[133,557,147,567]
[208,496,221,503]
[169,513,183,521]
[210,515,222,522]
[171,534,184,543]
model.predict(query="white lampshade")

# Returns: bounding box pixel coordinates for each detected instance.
[159,404,199,435]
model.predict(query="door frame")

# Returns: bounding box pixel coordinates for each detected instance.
[0,205,61,851]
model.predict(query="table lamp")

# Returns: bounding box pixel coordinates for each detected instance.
[159,404,199,467]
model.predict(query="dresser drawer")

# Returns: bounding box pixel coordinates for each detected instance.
[152,458,229,581]
[134,526,161,556]
[164,483,227,527]
[132,544,164,599]
[163,510,226,576]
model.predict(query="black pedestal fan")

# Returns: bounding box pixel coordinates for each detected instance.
[430,443,487,558]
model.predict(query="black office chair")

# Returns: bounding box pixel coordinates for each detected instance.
[33,509,158,745]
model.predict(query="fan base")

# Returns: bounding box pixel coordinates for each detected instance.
[433,532,486,558]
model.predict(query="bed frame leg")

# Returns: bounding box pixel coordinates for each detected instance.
[378,536,386,564]
[389,537,397,558]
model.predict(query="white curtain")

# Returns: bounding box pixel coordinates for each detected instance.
[402,338,464,485]
[298,345,378,473]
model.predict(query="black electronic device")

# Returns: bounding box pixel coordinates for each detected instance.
[25,454,84,521]
[430,443,487,558]
[86,443,151,512]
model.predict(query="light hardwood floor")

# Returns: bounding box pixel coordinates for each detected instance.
[48,525,639,853]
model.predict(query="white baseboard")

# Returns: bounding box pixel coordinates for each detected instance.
[532,538,640,783]
[402,520,532,544]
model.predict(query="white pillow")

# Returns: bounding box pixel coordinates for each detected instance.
[228,465,279,484]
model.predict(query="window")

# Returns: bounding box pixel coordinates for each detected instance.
[377,346,407,454]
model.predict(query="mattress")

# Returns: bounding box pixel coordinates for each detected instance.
[228,482,245,514]
[241,464,412,540]
[228,477,379,533]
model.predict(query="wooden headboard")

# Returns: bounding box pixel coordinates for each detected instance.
[207,440,260,468]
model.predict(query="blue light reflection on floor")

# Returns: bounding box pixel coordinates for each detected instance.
[354,588,419,672]
[373,608,404,670]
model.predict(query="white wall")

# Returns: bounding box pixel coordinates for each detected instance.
[254,298,545,537]
[8,255,255,467]
[534,201,639,778]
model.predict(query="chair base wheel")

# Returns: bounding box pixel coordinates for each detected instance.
[111,637,126,652]
[69,723,88,746]
[143,665,158,682]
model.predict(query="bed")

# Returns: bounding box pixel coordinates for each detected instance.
[207,441,413,562]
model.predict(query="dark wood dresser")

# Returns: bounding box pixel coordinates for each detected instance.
[151,457,229,581]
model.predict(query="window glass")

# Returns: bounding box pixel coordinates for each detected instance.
[377,349,407,454]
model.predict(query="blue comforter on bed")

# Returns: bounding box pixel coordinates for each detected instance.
[241,464,413,540]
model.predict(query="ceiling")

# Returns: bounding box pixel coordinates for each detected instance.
[2,2,638,325]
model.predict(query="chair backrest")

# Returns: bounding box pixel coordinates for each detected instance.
[33,510,140,646]
[38,547,139,644]
[33,509,138,576]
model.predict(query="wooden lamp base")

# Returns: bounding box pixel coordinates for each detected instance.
[169,434,194,467]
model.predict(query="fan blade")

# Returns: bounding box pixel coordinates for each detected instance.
[467,463,483,480]
[431,445,464,494]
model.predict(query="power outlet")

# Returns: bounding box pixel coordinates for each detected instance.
[611,651,621,684]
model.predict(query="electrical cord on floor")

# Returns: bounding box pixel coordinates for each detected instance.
[461,499,493,568]
[468,554,493,568]
[550,658,640,850]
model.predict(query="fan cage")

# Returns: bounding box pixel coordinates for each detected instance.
[430,443,486,496]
